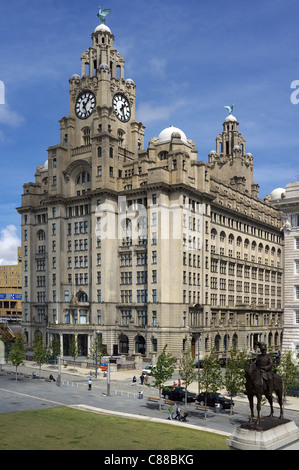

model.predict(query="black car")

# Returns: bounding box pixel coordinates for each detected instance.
[162,386,197,402]
[196,392,234,409]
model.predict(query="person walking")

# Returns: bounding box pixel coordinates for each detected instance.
[168,404,173,420]
[174,403,181,421]
[88,378,92,390]
[140,374,144,385]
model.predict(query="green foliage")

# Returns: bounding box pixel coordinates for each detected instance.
[199,349,223,418]
[223,347,249,414]
[69,335,80,363]
[9,333,26,380]
[49,335,61,359]
[277,351,299,401]
[88,336,105,376]
[179,348,198,405]
[151,344,176,410]
[33,336,48,378]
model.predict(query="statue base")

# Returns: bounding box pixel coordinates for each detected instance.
[226,417,299,450]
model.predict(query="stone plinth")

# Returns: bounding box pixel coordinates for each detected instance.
[226,418,299,450]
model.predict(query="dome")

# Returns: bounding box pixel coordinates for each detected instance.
[225,114,237,122]
[158,125,187,143]
[126,78,135,85]
[94,23,111,34]
[70,74,80,80]
[270,188,285,200]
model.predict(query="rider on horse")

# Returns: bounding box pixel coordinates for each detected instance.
[255,342,274,395]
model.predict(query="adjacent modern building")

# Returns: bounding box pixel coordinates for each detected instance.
[272,183,299,355]
[0,247,22,323]
[17,17,284,363]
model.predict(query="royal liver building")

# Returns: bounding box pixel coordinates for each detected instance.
[18,13,284,364]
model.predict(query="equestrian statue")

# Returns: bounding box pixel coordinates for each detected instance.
[245,342,283,424]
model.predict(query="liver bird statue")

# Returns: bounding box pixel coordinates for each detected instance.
[224,104,236,115]
[97,7,111,24]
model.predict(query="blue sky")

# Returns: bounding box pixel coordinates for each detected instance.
[0,0,299,263]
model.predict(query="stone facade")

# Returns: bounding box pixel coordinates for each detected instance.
[272,181,299,354]
[17,21,284,362]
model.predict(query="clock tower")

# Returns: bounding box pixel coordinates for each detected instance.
[58,19,145,194]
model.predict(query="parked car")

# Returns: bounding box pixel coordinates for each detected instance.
[162,386,197,402]
[142,365,156,376]
[196,392,234,409]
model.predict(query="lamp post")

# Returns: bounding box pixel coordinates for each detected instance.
[197,332,201,395]
[57,354,61,386]
[107,361,110,396]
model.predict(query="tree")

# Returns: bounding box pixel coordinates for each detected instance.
[277,350,299,407]
[151,344,176,411]
[223,347,249,414]
[88,335,105,377]
[179,348,198,405]
[9,334,26,381]
[33,336,48,379]
[49,335,61,363]
[69,335,80,367]
[199,349,223,419]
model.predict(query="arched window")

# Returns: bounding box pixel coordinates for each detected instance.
[135,335,146,355]
[78,291,88,302]
[119,334,129,354]
[214,334,221,352]
[82,127,91,145]
[37,230,46,241]
[76,172,90,184]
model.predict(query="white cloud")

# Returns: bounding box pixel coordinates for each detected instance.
[136,98,189,124]
[0,225,21,265]
[0,104,24,127]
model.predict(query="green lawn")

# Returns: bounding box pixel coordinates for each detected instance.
[0,406,228,450]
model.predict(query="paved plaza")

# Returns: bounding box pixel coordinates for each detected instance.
[1,361,299,445]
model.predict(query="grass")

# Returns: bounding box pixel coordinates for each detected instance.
[0,406,228,450]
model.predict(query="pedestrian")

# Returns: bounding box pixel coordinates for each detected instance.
[88,378,92,390]
[178,378,181,386]
[175,403,181,421]
[132,375,137,385]
[140,374,144,385]
[144,374,148,385]
[168,404,173,420]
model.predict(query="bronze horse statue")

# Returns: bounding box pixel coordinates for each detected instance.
[245,345,283,424]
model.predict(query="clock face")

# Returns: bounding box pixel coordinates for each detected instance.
[113,93,131,122]
[75,91,96,119]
